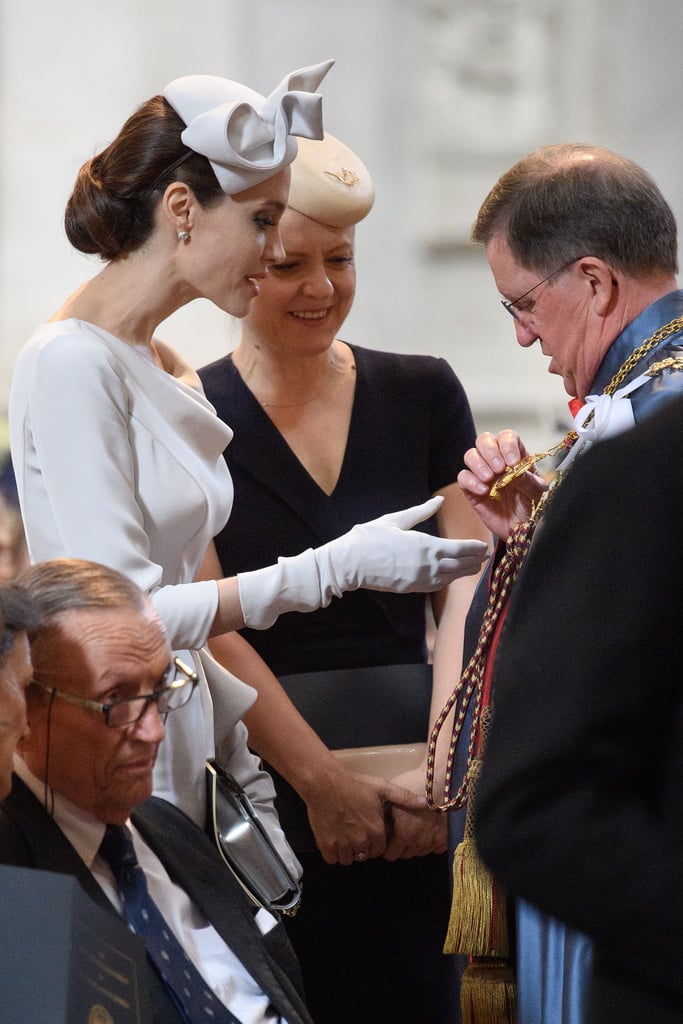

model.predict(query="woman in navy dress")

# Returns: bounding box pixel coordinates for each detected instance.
[199,132,490,1023]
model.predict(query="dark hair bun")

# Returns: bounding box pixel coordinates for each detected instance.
[65,156,139,261]
[63,96,222,262]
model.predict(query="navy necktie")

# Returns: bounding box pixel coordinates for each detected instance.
[100,823,242,1024]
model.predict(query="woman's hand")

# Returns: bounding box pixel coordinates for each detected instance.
[382,764,447,861]
[458,429,547,539]
[303,767,425,866]
[236,497,490,630]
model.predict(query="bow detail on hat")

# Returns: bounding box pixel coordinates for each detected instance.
[164,59,334,195]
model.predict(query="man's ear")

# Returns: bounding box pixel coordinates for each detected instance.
[16,706,35,752]
[576,256,618,318]
[19,683,47,751]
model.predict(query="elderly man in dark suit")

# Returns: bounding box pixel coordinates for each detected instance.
[475,397,683,1023]
[0,558,312,1024]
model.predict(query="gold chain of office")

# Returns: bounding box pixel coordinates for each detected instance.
[489,314,683,499]
[535,313,683,492]
[604,314,683,393]
[568,312,683,447]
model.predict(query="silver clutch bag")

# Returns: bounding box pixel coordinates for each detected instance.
[205,758,301,917]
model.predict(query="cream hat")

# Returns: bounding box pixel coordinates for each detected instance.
[163,60,334,195]
[287,132,375,227]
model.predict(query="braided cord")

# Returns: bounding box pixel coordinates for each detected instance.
[426,517,536,811]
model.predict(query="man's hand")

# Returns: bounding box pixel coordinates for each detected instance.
[458,429,547,538]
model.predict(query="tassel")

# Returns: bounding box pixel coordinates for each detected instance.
[444,835,508,956]
[460,958,517,1024]
[443,742,509,957]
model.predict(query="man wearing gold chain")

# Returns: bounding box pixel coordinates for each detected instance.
[445,144,683,1024]
[475,393,683,1024]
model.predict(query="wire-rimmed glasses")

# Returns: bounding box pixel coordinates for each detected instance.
[501,258,582,320]
[32,656,199,727]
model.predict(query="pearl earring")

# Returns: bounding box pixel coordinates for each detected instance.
[177,230,190,243]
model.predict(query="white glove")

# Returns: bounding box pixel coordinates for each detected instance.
[238,496,489,630]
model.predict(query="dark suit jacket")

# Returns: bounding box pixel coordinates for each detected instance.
[0,776,312,1024]
[475,398,683,1023]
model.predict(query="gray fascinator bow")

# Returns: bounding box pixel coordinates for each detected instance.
[163,58,334,195]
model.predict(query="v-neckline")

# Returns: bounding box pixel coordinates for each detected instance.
[234,346,361,499]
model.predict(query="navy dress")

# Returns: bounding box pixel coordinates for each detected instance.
[199,344,477,1024]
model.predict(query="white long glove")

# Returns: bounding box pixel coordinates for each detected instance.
[237,496,489,630]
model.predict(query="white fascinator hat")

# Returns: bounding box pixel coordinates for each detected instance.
[163,59,334,195]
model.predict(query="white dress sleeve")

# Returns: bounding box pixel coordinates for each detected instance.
[11,326,220,649]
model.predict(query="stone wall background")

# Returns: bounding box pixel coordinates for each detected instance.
[2,0,681,450]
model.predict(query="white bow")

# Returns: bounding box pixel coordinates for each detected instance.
[164,59,334,194]
[558,370,651,470]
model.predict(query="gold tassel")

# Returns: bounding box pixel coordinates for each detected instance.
[444,833,508,956]
[460,958,517,1024]
[443,750,508,957]
[444,709,516,1022]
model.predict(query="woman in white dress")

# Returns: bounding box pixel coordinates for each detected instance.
[9,62,488,862]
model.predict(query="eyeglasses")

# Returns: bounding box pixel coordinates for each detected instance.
[32,656,199,728]
[501,258,581,320]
